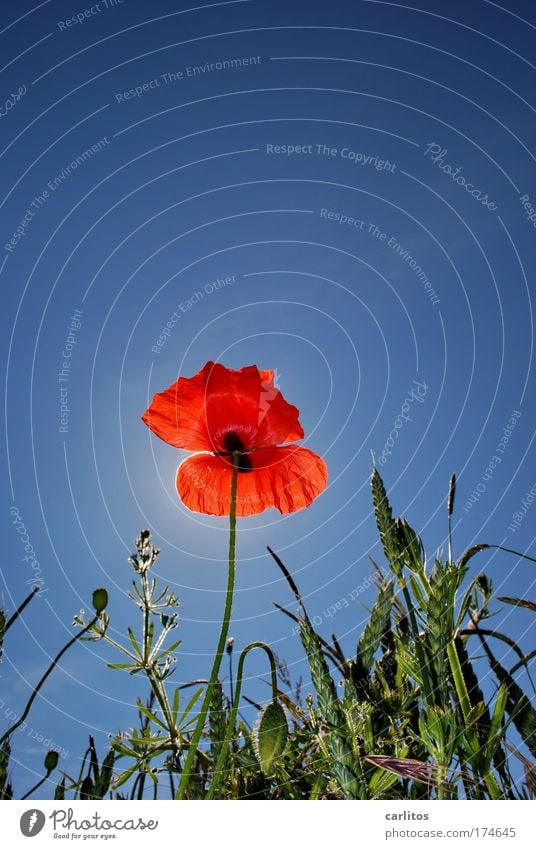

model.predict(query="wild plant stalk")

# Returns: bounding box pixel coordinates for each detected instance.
[446,640,502,800]
[7,467,533,800]
[447,474,456,564]
[138,566,180,753]
[22,773,50,801]
[2,586,40,635]
[77,532,185,796]
[0,610,102,747]
[109,471,535,799]
[269,546,365,798]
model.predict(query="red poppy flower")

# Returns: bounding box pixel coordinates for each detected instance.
[142,361,328,517]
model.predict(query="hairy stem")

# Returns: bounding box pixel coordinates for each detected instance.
[3,586,40,634]
[0,616,99,747]
[176,452,240,799]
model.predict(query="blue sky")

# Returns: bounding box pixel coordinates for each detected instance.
[1,0,535,798]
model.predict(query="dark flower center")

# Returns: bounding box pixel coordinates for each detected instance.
[222,431,252,472]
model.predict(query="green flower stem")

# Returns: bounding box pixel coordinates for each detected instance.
[176,451,240,800]
[207,641,278,800]
[0,615,99,747]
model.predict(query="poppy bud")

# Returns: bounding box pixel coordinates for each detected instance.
[92,588,108,614]
[253,700,288,774]
[44,750,59,772]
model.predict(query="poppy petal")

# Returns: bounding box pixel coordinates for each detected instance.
[142,362,304,452]
[177,446,328,517]
[203,363,304,452]
[141,366,212,450]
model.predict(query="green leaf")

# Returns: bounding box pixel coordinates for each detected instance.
[127,628,142,658]
[369,766,400,797]
[409,574,427,612]
[488,654,536,758]
[487,685,509,756]
[356,579,394,672]
[135,701,167,731]
[112,762,139,790]
[396,518,426,575]
[393,635,421,684]
[171,686,180,725]
[162,639,182,655]
[95,749,115,799]
[54,777,66,800]
[178,687,204,729]
[111,741,138,758]
[466,702,487,728]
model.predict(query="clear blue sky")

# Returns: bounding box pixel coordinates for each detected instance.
[1,0,535,798]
